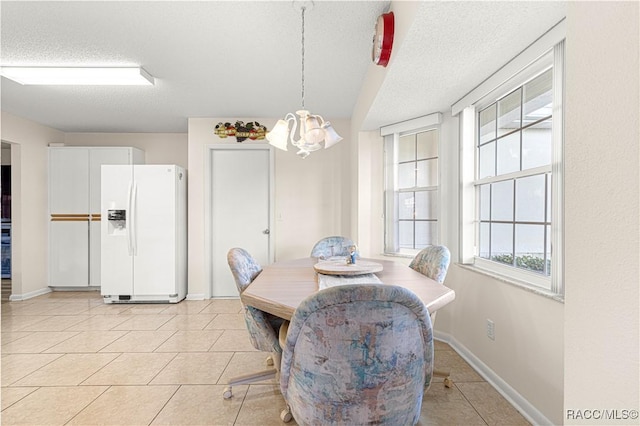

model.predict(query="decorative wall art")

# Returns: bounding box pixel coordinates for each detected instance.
[214,121,268,142]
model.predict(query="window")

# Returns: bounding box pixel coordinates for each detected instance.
[384,127,440,256]
[477,68,553,276]
[458,33,564,296]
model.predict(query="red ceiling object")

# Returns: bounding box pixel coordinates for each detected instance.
[372,11,395,67]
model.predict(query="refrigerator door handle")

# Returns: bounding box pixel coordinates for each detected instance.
[126,181,134,256]
[131,182,138,256]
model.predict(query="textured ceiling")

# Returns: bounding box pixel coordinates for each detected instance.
[0,1,566,134]
[363,1,567,129]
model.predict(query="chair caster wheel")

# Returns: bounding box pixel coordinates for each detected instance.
[223,387,233,399]
[266,355,274,366]
[280,408,293,422]
[443,377,453,388]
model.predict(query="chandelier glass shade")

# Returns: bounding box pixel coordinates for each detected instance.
[266,2,343,158]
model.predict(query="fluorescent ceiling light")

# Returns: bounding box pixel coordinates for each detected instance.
[0,67,154,85]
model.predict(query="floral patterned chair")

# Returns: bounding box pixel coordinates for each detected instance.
[279,284,434,425]
[409,245,452,387]
[223,248,286,399]
[310,236,357,259]
[409,245,451,284]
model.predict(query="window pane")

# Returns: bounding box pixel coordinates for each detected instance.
[491,180,514,221]
[398,163,415,189]
[479,222,490,259]
[415,191,437,219]
[546,174,551,221]
[496,131,521,175]
[415,221,437,248]
[522,120,552,170]
[515,224,545,274]
[515,174,546,222]
[498,89,522,136]
[417,130,438,159]
[479,104,496,144]
[479,184,490,221]
[399,221,414,248]
[398,192,414,220]
[546,224,551,275]
[523,68,552,120]
[491,223,513,263]
[417,159,438,187]
[479,141,495,179]
[399,134,416,162]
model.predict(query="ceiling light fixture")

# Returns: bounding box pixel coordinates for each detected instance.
[266,1,342,159]
[0,66,154,85]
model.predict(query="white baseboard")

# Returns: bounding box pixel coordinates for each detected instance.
[9,287,52,301]
[434,330,553,426]
[186,294,241,301]
[50,286,100,292]
[186,293,206,301]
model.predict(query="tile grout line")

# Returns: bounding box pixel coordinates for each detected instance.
[148,383,183,425]
[62,384,112,426]
[454,382,491,426]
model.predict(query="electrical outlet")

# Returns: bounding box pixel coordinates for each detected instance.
[486,319,495,340]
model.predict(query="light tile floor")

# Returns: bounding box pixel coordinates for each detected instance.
[1,291,530,425]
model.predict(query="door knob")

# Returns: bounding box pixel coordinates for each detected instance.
[263,229,270,235]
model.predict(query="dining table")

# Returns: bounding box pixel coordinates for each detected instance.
[241,257,456,321]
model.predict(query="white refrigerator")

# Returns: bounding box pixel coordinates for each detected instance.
[101,164,187,303]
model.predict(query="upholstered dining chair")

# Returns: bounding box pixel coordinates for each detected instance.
[409,245,452,387]
[310,236,357,259]
[279,284,434,425]
[224,248,286,399]
[409,245,451,285]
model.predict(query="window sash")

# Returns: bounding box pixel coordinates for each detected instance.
[384,128,440,255]
[459,40,564,296]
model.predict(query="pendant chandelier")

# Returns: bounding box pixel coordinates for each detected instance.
[266,2,343,159]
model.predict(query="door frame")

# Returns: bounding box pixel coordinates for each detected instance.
[204,144,275,299]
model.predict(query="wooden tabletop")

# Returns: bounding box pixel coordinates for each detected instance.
[241,257,456,321]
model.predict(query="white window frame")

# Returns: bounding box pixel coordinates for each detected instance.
[456,21,565,297]
[381,113,442,256]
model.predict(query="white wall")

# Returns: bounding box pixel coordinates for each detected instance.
[351,2,565,424]
[187,117,351,298]
[64,132,187,168]
[563,2,639,422]
[355,130,385,259]
[353,3,640,425]
[349,1,421,243]
[1,111,65,299]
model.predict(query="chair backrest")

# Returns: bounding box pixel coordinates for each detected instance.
[280,284,433,425]
[227,247,263,293]
[409,245,451,284]
[310,236,357,258]
[227,248,281,354]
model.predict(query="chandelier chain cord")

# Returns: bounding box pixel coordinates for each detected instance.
[301,6,305,109]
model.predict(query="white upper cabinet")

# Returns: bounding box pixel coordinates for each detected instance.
[49,148,90,214]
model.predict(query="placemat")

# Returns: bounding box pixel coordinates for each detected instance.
[317,273,382,290]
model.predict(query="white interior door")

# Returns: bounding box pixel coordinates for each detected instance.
[210,147,271,297]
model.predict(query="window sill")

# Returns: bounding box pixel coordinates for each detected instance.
[456,263,564,303]
[381,252,415,259]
